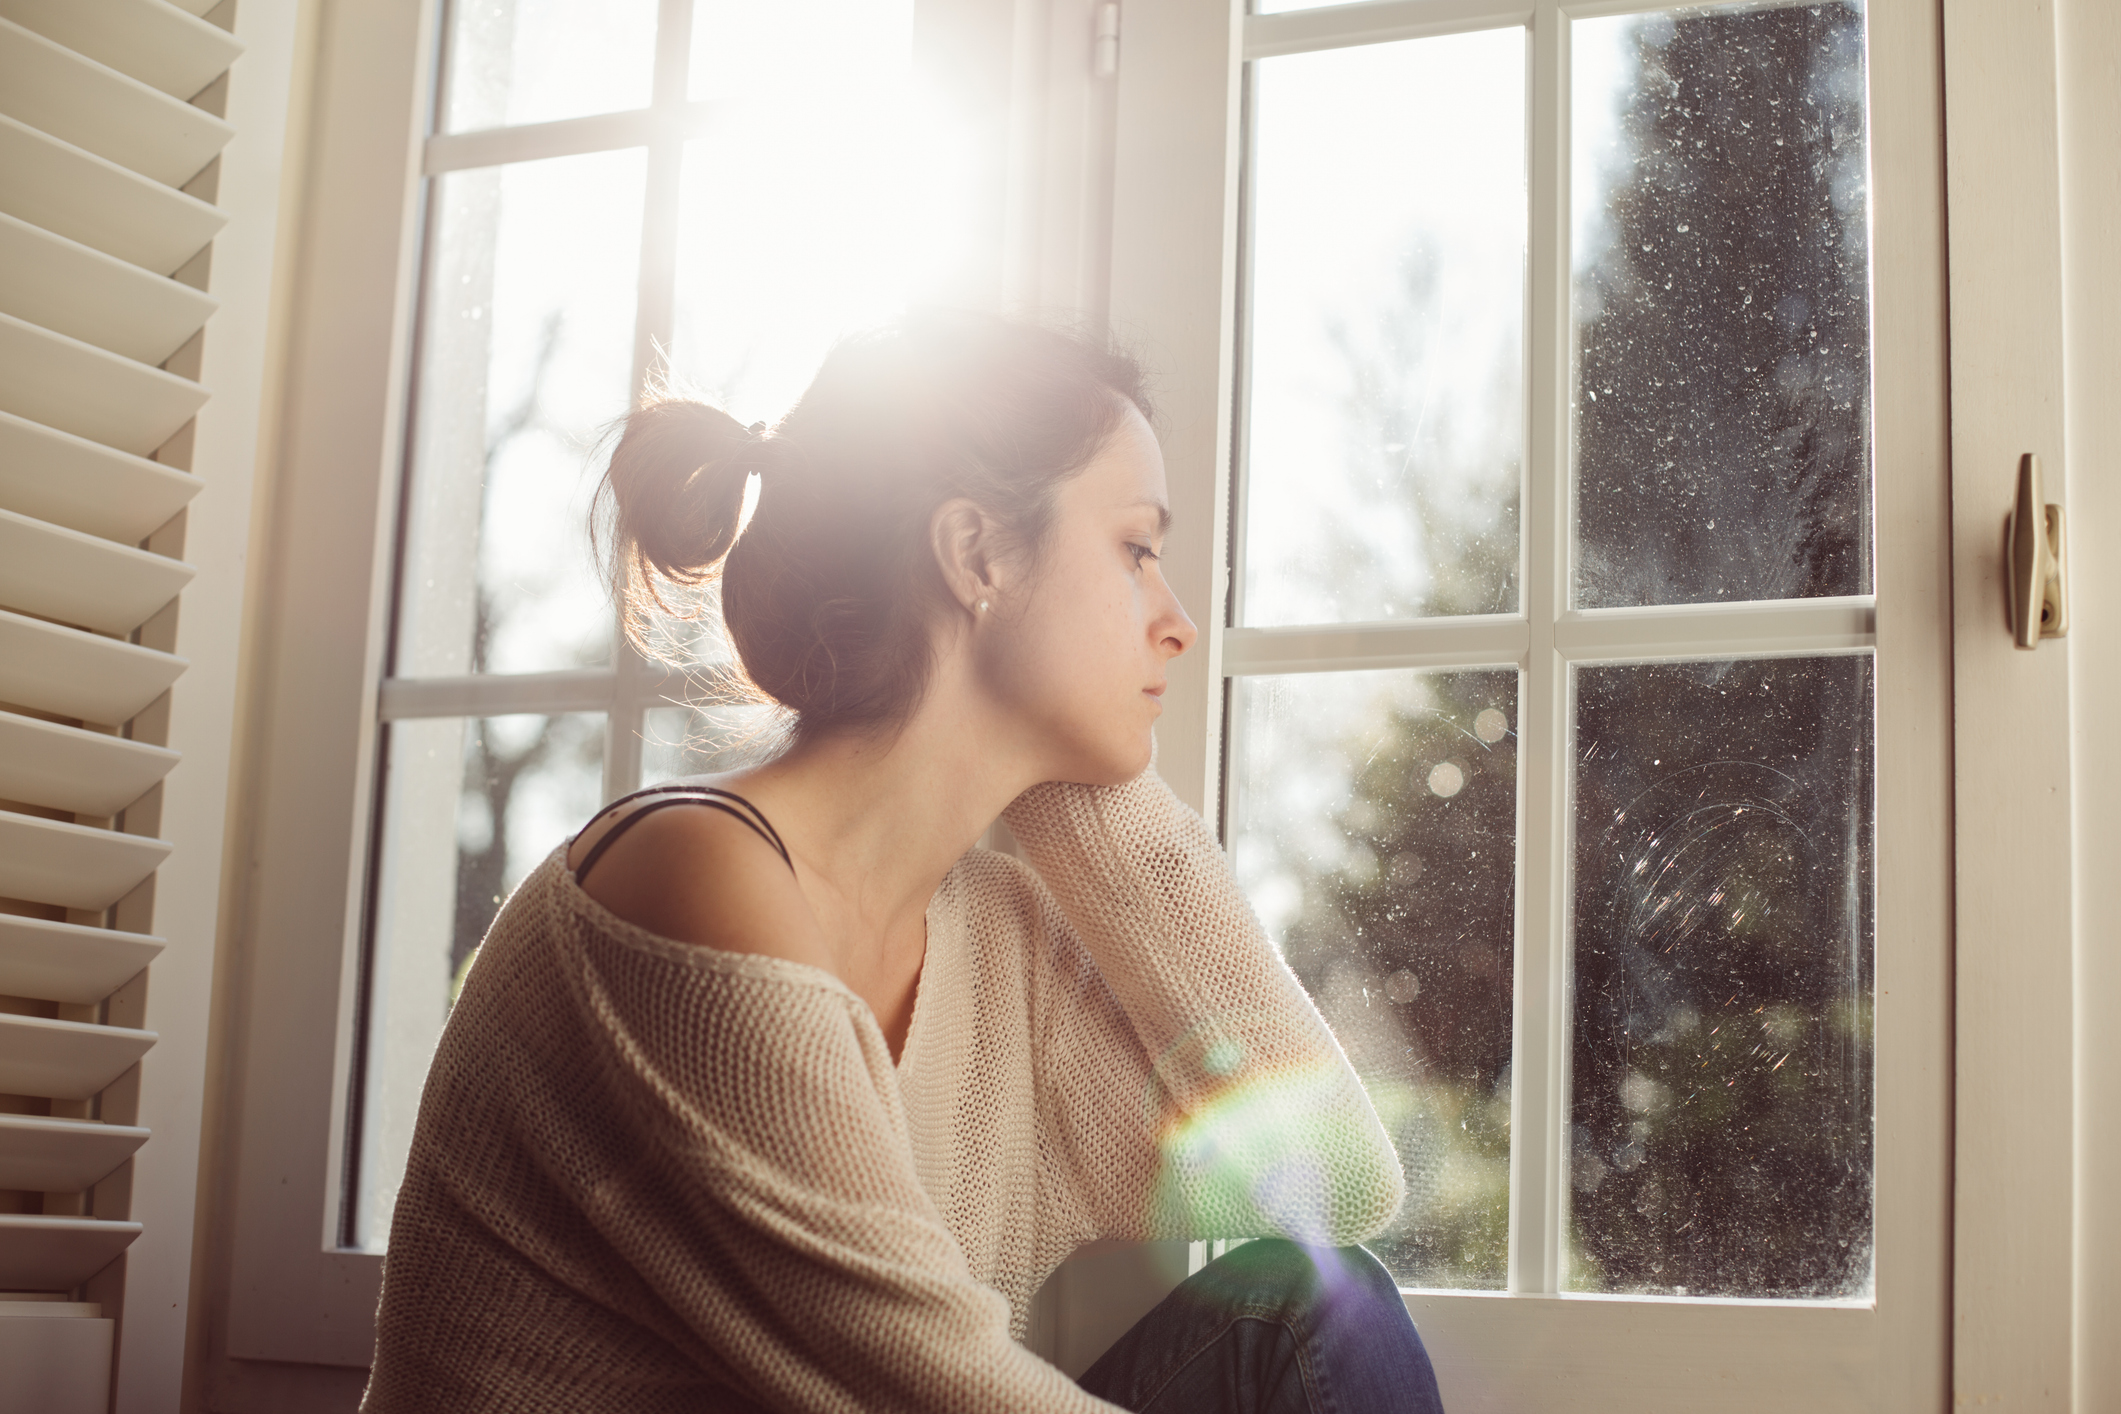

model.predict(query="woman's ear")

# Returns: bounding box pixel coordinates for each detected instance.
[930,498,997,614]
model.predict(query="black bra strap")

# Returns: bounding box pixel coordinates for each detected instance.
[572,785,793,883]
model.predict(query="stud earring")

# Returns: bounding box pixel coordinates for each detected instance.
[977,599,990,614]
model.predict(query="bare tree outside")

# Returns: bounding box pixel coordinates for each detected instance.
[443,312,609,998]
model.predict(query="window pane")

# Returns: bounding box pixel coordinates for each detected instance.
[640,701,785,783]
[441,0,660,133]
[1241,30,1525,627]
[397,150,644,678]
[354,712,606,1251]
[1568,655,1874,1298]
[1227,669,1518,1290]
[1571,1,1871,608]
[671,0,966,419]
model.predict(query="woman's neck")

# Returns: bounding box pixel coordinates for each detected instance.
[728,684,1037,963]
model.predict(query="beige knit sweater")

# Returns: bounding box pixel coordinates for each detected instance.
[362,766,1403,1413]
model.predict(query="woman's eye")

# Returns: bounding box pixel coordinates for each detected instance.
[1127,542,1160,567]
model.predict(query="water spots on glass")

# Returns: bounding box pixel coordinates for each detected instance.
[1229,668,1519,1289]
[442,0,661,135]
[1570,0,1872,609]
[1568,654,1875,1298]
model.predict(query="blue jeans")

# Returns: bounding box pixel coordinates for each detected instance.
[1075,1241,1446,1414]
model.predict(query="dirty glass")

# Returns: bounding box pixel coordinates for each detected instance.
[355,711,606,1250]
[1571,1,1872,608]
[441,0,661,133]
[1241,29,1525,627]
[396,150,643,678]
[1227,668,1518,1289]
[1567,654,1874,1297]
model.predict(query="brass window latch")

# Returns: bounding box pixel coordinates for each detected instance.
[2006,452,2068,649]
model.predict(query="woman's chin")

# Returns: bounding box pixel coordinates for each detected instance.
[1115,728,1156,782]
[1051,734,1152,788]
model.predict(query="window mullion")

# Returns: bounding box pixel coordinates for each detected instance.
[604,644,648,800]
[1509,0,1571,1299]
[377,668,620,719]
[1218,598,1875,678]
[603,0,694,801]
[632,0,692,403]
[1244,0,1537,62]
[424,110,660,174]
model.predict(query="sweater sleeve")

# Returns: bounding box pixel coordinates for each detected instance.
[1001,765,1406,1248]
[552,920,1120,1414]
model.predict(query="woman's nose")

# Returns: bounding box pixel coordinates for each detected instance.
[1159,592,1199,660]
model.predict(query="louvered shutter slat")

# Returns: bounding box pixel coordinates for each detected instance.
[0,408,204,543]
[0,811,173,912]
[0,919,165,1008]
[0,507,198,634]
[0,1017,158,1102]
[0,1117,148,1194]
[0,714,180,819]
[0,17,234,187]
[0,1218,144,1291]
[0,610,189,726]
[0,115,226,275]
[0,0,242,102]
[0,212,221,365]
[0,312,209,456]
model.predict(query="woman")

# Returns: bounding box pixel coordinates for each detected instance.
[363,313,1446,1413]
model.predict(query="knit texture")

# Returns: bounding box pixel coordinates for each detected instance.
[361,766,1403,1413]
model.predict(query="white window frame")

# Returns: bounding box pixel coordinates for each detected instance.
[195,0,2116,1405]
[1109,0,1951,1407]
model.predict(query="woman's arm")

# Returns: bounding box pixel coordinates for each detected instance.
[1002,766,1406,1247]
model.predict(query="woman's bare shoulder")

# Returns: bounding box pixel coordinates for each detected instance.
[567,796,829,971]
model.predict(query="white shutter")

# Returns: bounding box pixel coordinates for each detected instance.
[0,0,239,1405]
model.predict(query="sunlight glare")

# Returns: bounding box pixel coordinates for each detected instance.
[671,0,979,423]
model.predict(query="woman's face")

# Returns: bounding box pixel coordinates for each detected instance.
[979,405,1198,785]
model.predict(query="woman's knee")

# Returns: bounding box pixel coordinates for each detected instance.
[1193,1240,1402,1319]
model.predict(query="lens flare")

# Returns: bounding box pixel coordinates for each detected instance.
[1153,1058,1405,1245]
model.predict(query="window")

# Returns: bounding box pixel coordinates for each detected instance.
[1224,0,1877,1299]
[347,0,971,1252]
[1107,0,1950,1401]
[232,0,2121,1403]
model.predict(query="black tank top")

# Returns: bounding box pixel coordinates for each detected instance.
[570,784,793,883]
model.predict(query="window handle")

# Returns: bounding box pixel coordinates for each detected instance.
[2007,452,2069,648]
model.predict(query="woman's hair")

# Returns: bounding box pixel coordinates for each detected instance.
[596,311,1151,738]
